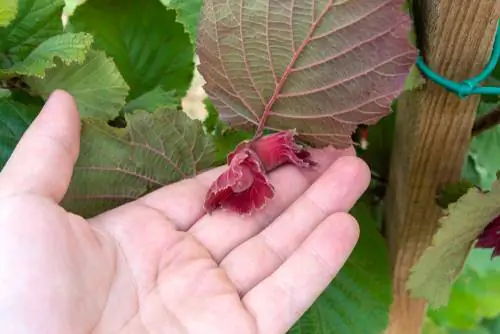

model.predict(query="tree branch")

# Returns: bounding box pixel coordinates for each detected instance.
[472,105,500,136]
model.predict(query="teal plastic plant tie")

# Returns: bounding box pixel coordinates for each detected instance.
[415,19,500,99]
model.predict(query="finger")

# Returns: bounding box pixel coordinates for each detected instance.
[221,156,369,294]
[243,213,359,334]
[125,146,353,232]
[188,147,355,262]
[0,90,81,202]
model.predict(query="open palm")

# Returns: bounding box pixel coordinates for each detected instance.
[0,91,370,334]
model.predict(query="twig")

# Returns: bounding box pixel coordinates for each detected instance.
[472,105,500,136]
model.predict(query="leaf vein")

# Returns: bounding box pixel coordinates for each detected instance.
[310,0,393,42]
[75,165,164,186]
[291,18,409,73]
[239,0,266,107]
[280,51,415,98]
[130,141,187,179]
[266,0,278,83]
[210,0,260,121]
[273,88,401,120]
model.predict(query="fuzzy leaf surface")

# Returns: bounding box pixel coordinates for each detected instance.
[123,87,179,113]
[0,0,64,61]
[0,98,38,169]
[161,0,203,43]
[407,180,500,308]
[2,32,92,78]
[26,50,129,119]
[70,0,194,100]
[62,109,215,217]
[197,0,417,147]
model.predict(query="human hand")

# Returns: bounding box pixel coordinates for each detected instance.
[0,91,370,334]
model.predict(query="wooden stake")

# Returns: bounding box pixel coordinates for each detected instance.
[384,1,499,332]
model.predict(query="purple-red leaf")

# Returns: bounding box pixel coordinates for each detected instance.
[197,0,417,147]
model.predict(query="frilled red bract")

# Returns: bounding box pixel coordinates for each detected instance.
[204,130,316,215]
[204,148,274,215]
[476,215,500,258]
[230,130,316,172]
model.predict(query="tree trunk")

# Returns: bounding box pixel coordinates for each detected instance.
[384,1,500,333]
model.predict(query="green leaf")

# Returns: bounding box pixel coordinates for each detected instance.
[491,62,500,85]
[290,200,391,334]
[123,86,179,113]
[0,98,38,169]
[438,271,500,328]
[160,0,202,43]
[423,318,449,334]
[197,0,417,148]
[1,32,92,78]
[0,88,12,98]
[70,0,194,100]
[0,0,64,62]
[407,180,500,308]
[465,248,500,276]
[469,101,500,189]
[462,155,485,190]
[436,180,475,209]
[211,125,252,166]
[404,64,426,91]
[462,153,496,192]
[62,108,215,217]
[26,50,129,119]
[203,97,219,133]
[0,0,18,27]
[9,86,44,105]
[482,316,500,333]
[63,0,83,16]
[427,249,500,331]
[203,99,252,165]
[450,328,490,334]
[423,318,492,334]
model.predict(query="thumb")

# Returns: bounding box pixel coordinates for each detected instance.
[0,90,81,202]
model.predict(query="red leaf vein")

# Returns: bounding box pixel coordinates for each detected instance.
[310,0,393,42]
[267,0,278,83]
[211,0,260,121]
[256,0,334,135]
[280,51,415,98]
[271,88,402,119]
[291,19,409,73]
[239,0,266,107]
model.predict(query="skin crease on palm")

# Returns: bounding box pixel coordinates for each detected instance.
[0,90,371,334]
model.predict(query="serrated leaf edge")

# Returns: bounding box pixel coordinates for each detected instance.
[407,180,500,307]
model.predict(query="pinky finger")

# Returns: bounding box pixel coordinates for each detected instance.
[242,213,359,334]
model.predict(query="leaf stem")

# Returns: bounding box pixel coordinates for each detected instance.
[472,105,500,137]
